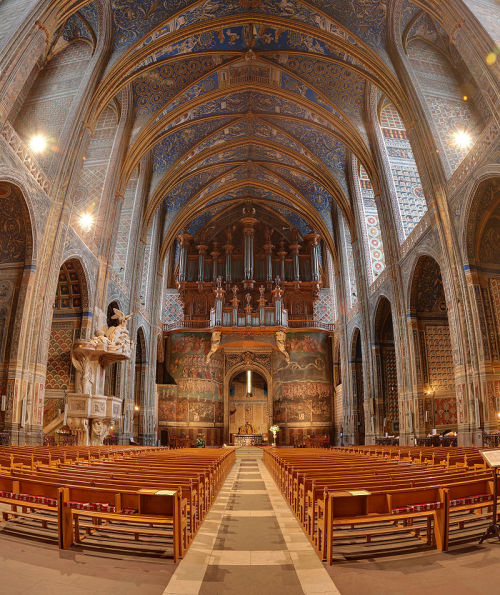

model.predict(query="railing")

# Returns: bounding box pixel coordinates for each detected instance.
[416,436,458,447]
[483,433,500,448]
[164,316,334,332]
[43,434,77,446]
[164,319,210,331]
[288,319,335,331]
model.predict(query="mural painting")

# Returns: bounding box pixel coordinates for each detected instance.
[158,333,224,437]
[273,332,332,432]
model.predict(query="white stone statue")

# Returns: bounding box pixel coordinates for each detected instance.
[89,327,111,349]
[206,330,222,364]
[71,351,95,395]
[106,308,133,355]
[275,330,290,364]
[67,417,90,446]
[90,418,109,446]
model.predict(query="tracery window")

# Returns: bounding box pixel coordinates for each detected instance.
[379,101,427,241]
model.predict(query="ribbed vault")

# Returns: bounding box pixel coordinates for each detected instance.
[52,0,449,266]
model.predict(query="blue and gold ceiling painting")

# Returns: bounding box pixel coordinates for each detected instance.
[78,0,429,251]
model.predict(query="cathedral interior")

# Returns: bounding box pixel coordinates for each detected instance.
[0,0,499,593]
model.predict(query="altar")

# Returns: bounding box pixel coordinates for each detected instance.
[234,434,263,446]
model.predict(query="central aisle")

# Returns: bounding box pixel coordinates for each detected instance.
[164,447,340,595]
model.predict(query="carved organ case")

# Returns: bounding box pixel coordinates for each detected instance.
[175,204,326,325]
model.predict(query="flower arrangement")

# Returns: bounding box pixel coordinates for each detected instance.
[269,424,280,446]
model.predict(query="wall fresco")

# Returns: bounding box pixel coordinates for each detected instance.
[273,332,332,429]
[159,332,224,431]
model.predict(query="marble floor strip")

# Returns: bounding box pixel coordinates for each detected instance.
[163,448,341,595]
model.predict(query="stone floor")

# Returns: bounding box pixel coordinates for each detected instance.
[2,448,500,594]
[164,448,339,594]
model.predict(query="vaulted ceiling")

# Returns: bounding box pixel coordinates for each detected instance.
[62,0,435,261]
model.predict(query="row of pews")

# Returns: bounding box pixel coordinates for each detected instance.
[0,445,235,560]
[263,446,499,564]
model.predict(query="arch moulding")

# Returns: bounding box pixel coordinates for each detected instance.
[222,349,274,445]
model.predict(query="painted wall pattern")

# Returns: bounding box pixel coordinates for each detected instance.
[162,289,184,324]
[73,105,119,250]
[45,323,74,390]
[424,325,456,394]
[490,278,500,340]
[313,288,336,324]
[14,40,92,172]
[113,169,139,282]
[407,38,483,176]
[358,164,385,280]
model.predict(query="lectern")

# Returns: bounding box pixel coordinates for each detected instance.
[478,449,500,544]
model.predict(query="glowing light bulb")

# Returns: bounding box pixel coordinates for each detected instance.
[452,130,472,150]
[79,212,94,232]
[134,405,140,412]
[29,134,48,154]
[486,52,497,66]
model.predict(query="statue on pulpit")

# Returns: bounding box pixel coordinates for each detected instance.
[106,308,133,356]
[71,351,95,395]
[238,421,255,434]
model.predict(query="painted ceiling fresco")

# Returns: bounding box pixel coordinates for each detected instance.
[79,0,424,242]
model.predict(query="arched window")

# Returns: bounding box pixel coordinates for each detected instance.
[379,101,427,240]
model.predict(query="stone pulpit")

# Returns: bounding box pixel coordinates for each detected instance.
[66,309,133,445]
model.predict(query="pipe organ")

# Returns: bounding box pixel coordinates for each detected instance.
[174,208,324,326]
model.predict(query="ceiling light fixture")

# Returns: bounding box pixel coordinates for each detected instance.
[29,134,48,154]
[452,130,472,150]
[79,212,94,232]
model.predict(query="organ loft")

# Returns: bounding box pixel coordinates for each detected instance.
[0,0,499,593]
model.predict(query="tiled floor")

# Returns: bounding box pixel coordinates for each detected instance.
[3,450,500,594]
[163,449,340,595]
